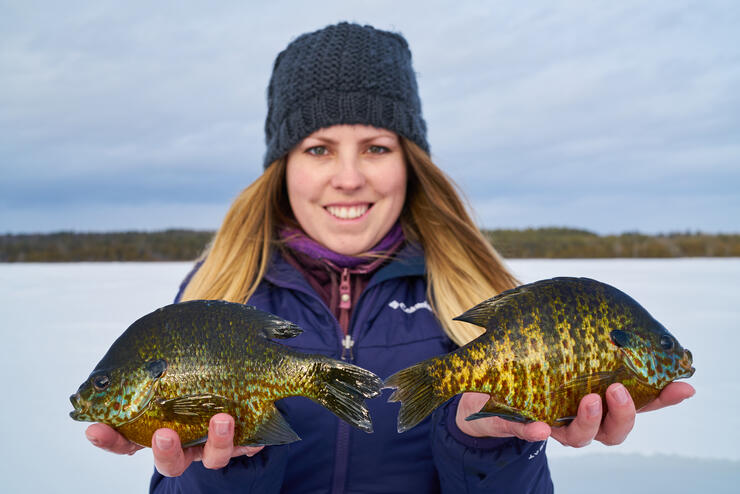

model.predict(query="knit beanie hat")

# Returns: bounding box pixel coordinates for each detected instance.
[263,22,429,168]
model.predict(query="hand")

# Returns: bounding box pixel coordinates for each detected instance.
[84,413,265,477]
[456,382,695,447]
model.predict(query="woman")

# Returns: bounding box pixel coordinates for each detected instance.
[86,22,694,493]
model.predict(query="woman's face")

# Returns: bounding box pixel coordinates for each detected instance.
[286,124,407,256]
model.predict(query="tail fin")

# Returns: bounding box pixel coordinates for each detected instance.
[312,360,383,433]
[385,361,446,433]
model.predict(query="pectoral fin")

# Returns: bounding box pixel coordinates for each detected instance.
[181,436,208,448]
[553,416,576,426]
[158,394,235,424]
[552,370,620,403]
[465,398,533,423]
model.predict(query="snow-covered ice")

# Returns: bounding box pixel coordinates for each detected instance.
[0,259,737,493]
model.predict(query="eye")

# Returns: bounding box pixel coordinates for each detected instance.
[92,374,110,391]
[306,146,328,156]
[368,145,389,154]
[659,335,675,351]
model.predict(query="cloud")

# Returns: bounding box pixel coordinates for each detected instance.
[1,1,738,232]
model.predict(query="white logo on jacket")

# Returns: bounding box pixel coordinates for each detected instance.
[388,300,432,314]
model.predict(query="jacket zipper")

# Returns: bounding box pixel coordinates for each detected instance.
[338,267,354,361]
[332,267,354,494]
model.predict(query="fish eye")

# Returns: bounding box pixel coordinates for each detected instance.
[92,374,110,391]
[659,335,675,351]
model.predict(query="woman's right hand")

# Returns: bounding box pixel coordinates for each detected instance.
[84,413,264,477]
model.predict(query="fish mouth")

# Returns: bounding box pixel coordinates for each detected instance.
[69,392,88,421]
[679,348,695,379]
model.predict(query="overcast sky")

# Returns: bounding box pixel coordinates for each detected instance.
[1,1,738,234]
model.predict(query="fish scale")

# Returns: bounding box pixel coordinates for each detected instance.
[70,300,382,447]
[385,277,694,432]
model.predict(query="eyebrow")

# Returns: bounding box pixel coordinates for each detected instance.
[304,133,397,145]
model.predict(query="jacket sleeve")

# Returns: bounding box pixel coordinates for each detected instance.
[149,444,289,494]
[431,396,553,494]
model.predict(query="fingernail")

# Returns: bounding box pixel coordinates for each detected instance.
[215,419,231,436]
[587,399,601,418]
[155,434,173,450]
[612,385,629,405]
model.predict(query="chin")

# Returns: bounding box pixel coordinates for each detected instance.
[325,239,373,256]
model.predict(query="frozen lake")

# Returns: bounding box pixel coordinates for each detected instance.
[1,259,738,493]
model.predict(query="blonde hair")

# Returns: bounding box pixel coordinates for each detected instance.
[181,139,518,346]
[399,140,518,344]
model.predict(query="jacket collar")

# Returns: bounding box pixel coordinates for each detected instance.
[263,243,426,293]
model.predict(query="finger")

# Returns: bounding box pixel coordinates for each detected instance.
[595,383,636,446]
[457,392,551,441]
[639,382,695,412]
[85,423,141,455]
[152,428,191,477]
[510,420,551,442]
[202,414,236,469]
[234,446,265,457]
[551,393,601,448]
[467,415,551,442]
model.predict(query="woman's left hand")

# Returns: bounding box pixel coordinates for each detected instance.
[455,382,695,447]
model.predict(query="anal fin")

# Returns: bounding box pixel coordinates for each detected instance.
[242,405,300,446]
[465,398,533,423]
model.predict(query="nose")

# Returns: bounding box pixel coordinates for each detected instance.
[330,153,365,191]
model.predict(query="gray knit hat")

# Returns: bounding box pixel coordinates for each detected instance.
[263,22,429,168]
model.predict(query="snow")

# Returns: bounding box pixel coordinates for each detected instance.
[0,259,737,493]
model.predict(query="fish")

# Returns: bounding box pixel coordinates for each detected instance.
[385,277,695,432]
[70,300,383,447]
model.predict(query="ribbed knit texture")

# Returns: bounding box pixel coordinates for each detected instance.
[263,22,429,168]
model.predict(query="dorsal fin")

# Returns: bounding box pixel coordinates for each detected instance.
[452,283,528,329]
[241,305,303,339]
[452,300,494,328]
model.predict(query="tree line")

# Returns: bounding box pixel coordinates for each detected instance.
[484,228,740,258]
[1,228,739,262]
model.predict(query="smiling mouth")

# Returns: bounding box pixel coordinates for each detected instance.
[325,204,371,219]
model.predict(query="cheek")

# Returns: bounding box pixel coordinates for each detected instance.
[375,162,407,206]
[286,161,322,208]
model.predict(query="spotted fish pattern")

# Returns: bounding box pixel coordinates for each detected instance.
[70,300,382,447]
[385,277,694,432]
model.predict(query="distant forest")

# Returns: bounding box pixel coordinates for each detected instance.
[1,228,739,262]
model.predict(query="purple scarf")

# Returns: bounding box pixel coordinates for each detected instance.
[280,223,405,269]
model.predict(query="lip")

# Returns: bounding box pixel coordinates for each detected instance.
[679,348,695,379]
[69,392,85,420]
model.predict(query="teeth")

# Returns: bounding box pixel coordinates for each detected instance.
[326,205,369,219]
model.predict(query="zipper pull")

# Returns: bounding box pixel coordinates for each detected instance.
[339,268,351,310]
[341,334,354,361]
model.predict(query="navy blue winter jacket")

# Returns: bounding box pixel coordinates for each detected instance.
[150,245,553,493]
